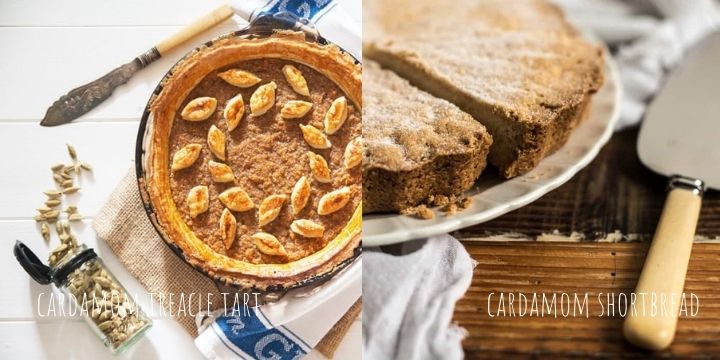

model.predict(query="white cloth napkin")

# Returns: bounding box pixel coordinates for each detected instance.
[555,0,720,130]
[194,1,361,359]
[363,236,475,360]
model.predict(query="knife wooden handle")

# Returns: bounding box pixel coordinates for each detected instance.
[155,4,234,55]
[623,185,703,350]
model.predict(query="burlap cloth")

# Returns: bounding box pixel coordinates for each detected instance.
[92,169,360,358]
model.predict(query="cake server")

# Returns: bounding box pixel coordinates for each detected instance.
[40,4,234,126]
[624,30,720,350]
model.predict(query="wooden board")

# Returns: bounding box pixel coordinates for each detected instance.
[454,128,720,358]
[455,129,720,242]
[455,242,720,358]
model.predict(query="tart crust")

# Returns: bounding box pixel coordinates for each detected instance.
[145,32,362,290]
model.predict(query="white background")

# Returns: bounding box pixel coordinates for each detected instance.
[0,0,362,358]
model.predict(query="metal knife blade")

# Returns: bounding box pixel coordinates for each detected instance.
[40,48,160,127]
[637,30,720,190]
[40,4,236,126]
[625,30,720,350]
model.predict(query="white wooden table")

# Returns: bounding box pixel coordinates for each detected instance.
[0,1,362,358]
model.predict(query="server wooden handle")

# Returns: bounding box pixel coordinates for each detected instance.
[623,186,702,350]
[155,4,234,55]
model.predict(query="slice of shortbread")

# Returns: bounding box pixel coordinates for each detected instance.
[363,60,492,213]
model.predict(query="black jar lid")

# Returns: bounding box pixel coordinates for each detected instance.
[14,240,97,287]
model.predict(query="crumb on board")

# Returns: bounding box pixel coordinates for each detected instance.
[426,194,454,207]
[400,204,435,219]
[441,196,473,216]
[457,196,473,210]
[400,196,474,220]
[444,202,459,215]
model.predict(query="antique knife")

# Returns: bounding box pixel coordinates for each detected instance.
[624,30,720,350]
[41,4,234,126]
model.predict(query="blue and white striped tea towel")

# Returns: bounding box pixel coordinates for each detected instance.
[195,259,361,359]
[232,0,360,59]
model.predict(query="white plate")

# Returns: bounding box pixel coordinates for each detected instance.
[363,54,622,247]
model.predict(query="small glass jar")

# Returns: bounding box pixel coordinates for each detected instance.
[15,241,152,354]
